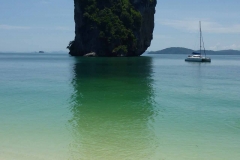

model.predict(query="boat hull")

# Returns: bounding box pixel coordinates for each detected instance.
[202,58,211,62]
[185,58,211,62]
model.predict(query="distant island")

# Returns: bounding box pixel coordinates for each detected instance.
[39,51,44,53]
[148,47,240,55]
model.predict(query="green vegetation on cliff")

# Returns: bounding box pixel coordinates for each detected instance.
[75,0,142,56]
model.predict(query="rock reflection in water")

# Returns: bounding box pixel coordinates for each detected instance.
[69,57,157,160]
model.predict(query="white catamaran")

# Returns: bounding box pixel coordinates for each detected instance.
[185,21,211,62]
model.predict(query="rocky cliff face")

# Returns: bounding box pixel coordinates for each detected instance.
[68,0,157,57]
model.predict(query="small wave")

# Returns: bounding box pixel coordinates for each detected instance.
[225,118,240,130]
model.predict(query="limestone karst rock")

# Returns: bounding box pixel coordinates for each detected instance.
[68,0,157,57]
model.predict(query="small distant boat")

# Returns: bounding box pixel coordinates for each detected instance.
[185,21,211,62]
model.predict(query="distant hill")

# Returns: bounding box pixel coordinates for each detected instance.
[148,47,240,55]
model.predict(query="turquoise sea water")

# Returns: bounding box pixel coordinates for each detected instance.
[0,53,240,160]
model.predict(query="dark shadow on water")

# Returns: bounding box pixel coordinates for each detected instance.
[68,57,158,159]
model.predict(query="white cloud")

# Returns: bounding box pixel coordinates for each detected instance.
[37,26,73,31]
[0,24,73,31]
[153,34,172,39]
[208,43,221,50]
[159,19,240,34]
[226,44,240,50]
[209,43,240,50]
[55,27,72,31]
[0,25,31,30]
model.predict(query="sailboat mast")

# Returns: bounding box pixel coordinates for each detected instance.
[200,21,202,55]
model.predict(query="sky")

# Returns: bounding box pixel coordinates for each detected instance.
[0,0,240,52]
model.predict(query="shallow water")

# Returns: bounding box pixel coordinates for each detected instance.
[0,53,240,160]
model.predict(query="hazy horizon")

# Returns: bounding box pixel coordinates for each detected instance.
[1,46,240,53]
